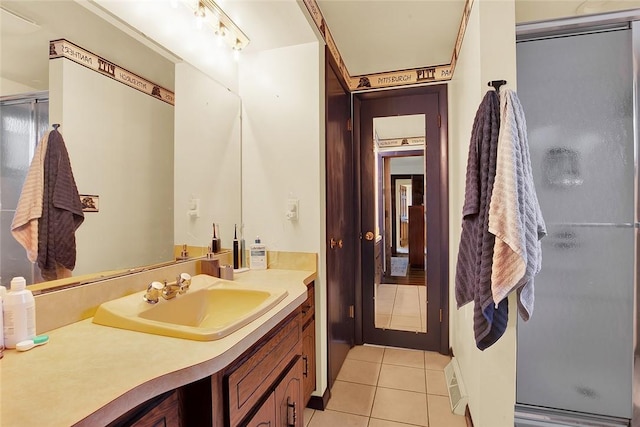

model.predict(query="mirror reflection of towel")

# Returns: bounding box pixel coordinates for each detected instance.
[37,130,84,281]
[11,131,50,262]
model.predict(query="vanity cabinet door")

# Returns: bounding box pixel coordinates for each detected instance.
[244,392,276,427]
[275,357,303,427]
[128,390,182,427]
[301,320,316,405]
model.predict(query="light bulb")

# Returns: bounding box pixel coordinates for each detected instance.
[194,3,206,30]
[215,23,228,38]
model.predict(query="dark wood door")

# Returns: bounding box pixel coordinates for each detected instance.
[325,52,355,387]
[356,85,449,353]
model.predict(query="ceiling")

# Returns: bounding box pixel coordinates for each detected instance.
[3,0,640,92]
[2,0,639,140]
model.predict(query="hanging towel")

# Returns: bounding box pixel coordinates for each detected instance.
[455,90,509,350]
[488,89,546,321]
[37,130,84,280]
[11,131,51,262]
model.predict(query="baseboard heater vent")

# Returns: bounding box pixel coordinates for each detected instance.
[444,357,468,415]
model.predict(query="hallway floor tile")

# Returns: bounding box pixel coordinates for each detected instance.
[305,345,467,427]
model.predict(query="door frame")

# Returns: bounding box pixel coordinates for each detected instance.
[353,84,449,354]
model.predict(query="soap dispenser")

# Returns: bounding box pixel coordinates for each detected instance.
[201,246,220,278]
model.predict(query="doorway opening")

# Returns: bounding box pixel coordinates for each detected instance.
[354,85,449,353]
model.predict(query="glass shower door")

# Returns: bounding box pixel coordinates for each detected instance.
[0,95,49,287]
[515,27,635,421]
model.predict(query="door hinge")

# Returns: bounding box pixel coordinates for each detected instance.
[349,305,355,318]
[437,114,442,128]
[439,309,443,322]
[347,117,352,131]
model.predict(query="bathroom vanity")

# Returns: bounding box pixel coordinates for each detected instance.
[1,267,316,427]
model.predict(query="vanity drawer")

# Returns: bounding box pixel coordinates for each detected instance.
[225,309,302,426]
[300,284,314,327]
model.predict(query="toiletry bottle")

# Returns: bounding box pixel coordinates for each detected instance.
[3,277,36,349]
[211,223,220,253]
[233,224,240,269]
[0,285,6,358]
[249,237,267,270]
[201,246,221,277]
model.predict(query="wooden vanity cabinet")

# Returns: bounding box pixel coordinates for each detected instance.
[300,282,316,406]
[214,306,303,426]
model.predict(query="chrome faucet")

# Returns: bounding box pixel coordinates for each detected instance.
[143,281,165,304]
[163,273,192,300]
[143,273,192,304]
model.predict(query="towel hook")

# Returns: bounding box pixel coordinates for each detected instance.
[488,80,507,93]
[52,123,60,130]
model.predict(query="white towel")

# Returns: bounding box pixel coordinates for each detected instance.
[11,131,50,262]
[488,89,546,321]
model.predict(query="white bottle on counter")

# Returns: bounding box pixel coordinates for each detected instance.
[249,236,267,270]
[3,277,35,349]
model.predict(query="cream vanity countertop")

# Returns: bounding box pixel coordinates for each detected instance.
[1,269,315,427]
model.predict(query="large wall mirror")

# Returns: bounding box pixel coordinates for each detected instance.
[371,114,427,333]
[0,1,242,289]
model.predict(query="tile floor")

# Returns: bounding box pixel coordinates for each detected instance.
[304,345,467,427]
[375,284,427,333]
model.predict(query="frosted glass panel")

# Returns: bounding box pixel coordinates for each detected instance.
[517,225,634,418]
[517,30,634,224]
[0,98,48,286]
[516,28,635,420]
[1,102,33,208]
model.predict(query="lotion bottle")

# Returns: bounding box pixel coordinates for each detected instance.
[249,237,267,270]
[3,277,35,349]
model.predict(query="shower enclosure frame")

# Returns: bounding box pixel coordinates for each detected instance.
[514,9,640,426]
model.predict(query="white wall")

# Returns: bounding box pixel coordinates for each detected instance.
[447,0,517,425]
[0,77,38,96]
[239,41,327,397]
[390,156,424,175]
[49,58,174,276]
[174,63,242,250]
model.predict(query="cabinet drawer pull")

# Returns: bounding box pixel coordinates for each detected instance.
[302,355,308,377]
[286,397,297,427]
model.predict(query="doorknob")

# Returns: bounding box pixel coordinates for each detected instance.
[330,238,344,249]
[364,231,374,241]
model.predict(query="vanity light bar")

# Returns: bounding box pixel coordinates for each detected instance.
[187,0,250,51]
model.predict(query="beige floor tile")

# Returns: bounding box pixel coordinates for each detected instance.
[424,352,451,371]
[336,358,381,386]
[325,380,376,416]
[376,298,395,315]
[346,345,385,364]
[390,314,422,328]
[427,394,466,427]
[304,407,315,426]
[392,304,421,317]
[383,347,425,369]
[368,418,419,427]
[307,409,369,427]
[377,284,397,299]
[370,387,428,426]
[426,369,448,396]
[375,314,391,329]
[377,364,426,393]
